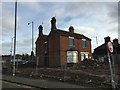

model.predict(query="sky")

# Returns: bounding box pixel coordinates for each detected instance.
[1,0,119,55]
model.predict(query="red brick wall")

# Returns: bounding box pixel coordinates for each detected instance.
[59,36,91,65]
[78,39,91,53]
[48,31,60,67]
[60,36,69,66]
[36,36,47,66]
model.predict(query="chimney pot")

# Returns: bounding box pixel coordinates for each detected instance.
[69,26,74,33]
[51,17,56,31]
[38,25,43,36]
[113,39,118,44]
[104,36,111,44]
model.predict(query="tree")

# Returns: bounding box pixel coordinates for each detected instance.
[30,51,34,61]
[25,53,29,61]
[16,54,21,59]
[22,54,25,60]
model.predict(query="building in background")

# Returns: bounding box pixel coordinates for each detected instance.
[93,36,120,64]
[36,17,92,67]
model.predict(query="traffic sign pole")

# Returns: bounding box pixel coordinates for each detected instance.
[107,42,116,90]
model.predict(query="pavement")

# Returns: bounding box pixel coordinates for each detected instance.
[2,75,84,89]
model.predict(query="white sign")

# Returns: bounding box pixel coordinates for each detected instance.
[107,42,113,53]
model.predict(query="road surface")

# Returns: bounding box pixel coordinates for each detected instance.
[2,80,42,90]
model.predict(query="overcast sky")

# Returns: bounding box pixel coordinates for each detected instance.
[1,0,119,55]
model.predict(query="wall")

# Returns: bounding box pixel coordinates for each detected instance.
[36,36,47,66]
[60,36,69,66]
[48,31,60,67]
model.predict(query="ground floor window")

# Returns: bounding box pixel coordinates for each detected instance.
[80,52,89,61]
[67,51,78,63]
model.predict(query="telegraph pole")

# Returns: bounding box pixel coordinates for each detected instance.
[10,38,13,62]
[96,36,98,47]
[13,0,17,76]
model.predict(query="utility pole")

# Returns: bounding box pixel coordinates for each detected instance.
[96,36,98,47]
[13,0,17,76]
[10,38,13,62]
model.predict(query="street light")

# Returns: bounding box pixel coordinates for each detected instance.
[13,0,17,76]
[28,21,39,76]
[28,21,34,62]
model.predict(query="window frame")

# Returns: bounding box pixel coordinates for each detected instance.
[82,39,87,48]
[67,51,78,63]
[69,36,74,47]
[44,41,48,54]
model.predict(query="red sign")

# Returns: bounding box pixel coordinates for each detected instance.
[107,42,113,53]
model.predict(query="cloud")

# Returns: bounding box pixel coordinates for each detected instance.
[106,2,118,23]
[107,22,118,33]
[2,38,32,55]
[2,3,14,35]
[52,2,118,24]
[64,16,73,22]
[2,17,14,35]
[75,26,95,35]
[2,2,20,36]
[19,2,44,13]
[19,39,31,46]
[16,38,36,54]
[2,41,12,55]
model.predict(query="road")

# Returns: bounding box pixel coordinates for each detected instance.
[2,80,42,90]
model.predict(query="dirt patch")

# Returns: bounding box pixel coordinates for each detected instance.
[6,59,120,88]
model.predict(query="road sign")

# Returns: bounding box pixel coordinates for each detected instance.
[108,42,113,53]
[107,41,116,89]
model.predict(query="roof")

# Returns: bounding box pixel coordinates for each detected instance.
[43,35,48,40]
[35,35,48,43]
[56,29,91,40]
[36,28,91,43]
[93,42,120,55]
[93,44,107,55]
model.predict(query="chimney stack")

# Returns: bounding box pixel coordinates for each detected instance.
[113,39,119,44]
[69,26,74,33]
[51,17,56,31]
[38,25,43,36]
[104,36,111,44]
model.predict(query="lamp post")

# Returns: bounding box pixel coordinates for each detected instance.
[28,21,34,62]
[13,0,17,76]
[28,22,38,76]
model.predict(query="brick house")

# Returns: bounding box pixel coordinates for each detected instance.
[93,36,120,64]
[36,17,92,67]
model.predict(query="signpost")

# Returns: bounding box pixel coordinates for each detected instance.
[107,42,116,90]
[108,42,113,53]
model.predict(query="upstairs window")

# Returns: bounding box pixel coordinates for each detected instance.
[69,36,74,47]
[82,39,87,48]
[44,41,47,54]
[44,41,47,48]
